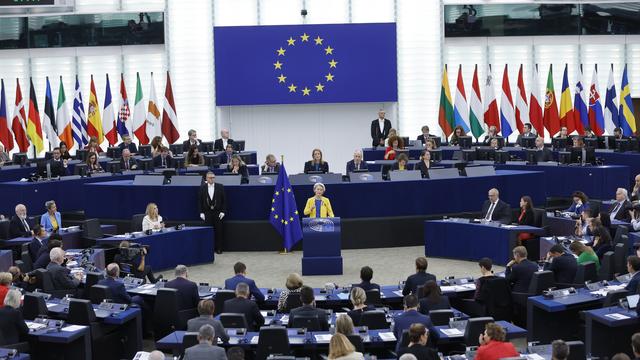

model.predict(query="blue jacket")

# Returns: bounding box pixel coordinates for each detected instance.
[626,272,640,295]
[40,212,62,233]
[393,309,439,352]
[97,277,132,304]
[566,202,590,216]
[224,274,265,302]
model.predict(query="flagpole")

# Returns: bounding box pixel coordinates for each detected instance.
[279,154,290,255]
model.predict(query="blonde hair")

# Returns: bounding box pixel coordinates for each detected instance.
[145,202,158,220]
[335,314,354,336]
[285,273,303,290]
[0,272,12,285]
[329,333,356,359]
[349,287,366,307]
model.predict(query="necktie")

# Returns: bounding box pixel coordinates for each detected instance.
[356,163,359,170]
[125,160,129,170]
[22,219,29,232]
[612,202,621,215]
[486,202,496,220]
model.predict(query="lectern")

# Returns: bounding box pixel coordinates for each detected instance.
[301,217,343,275]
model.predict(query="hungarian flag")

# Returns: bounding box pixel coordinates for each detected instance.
[132,72,148,144]
[56,77,73,149]
[27,78,44,154]
[102,74,117,146]
[469,65,484,139]
[529,65,543,137]
[543,65,560,137]
[145,72,162,143]
[87,75,104,145]
[11,79,29,152]
[161,71,180,144]
[588,66,605,136]
[559,64,575,134]
[0,79,14,151]
[43,77,58,148]
[515,64,529,134]
[437,65,454,137]
[483,65,500,132]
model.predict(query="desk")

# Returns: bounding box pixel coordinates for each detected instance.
[584,306,638,358]
[27,322,91,360]
[424,220,546,265]
[0,348,30,359]
[4,225,117,250]
[436,320,526,343]
[66,248,106,271]
[0,164,36,182]
[0,249,12,271]
[96,227,214,271]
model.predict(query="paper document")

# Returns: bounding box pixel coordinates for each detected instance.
[250,336,259,344]
[440,328,463,336]
[314,334,332,342]
[62,325,86,332]
[605,313,630,320]
[378,332,396,341]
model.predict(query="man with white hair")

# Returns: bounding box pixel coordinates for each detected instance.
[9,203,34,238]
[147,350,166,360]
[46,247,82,292]
[609,188,632,223]
[346,149,368,173]
[119,149,137,170]
[165,264,199,310]
[0,289,29,348]
[214,128,235,152]
[183,324,227,360]
[480,188,512,224]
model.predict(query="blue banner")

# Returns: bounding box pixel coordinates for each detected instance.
[214,23,397,106]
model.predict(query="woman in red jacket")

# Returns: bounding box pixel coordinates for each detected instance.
[475,323,518,360]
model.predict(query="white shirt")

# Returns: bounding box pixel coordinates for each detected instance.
[142,215,163,231]
[632,217,640,231]
[378,118,385,133]
[610,201,624,222]
[208,183,215,199]
[222,139,228,149]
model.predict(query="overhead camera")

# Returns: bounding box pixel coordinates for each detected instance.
[301,9,307,16]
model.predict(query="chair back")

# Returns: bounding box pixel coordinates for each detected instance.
[588,200,602,218]
[359,310,388,330]
[130,214,146,232]
[527,271,554,295]
[365,289,381,306]
[85,272,104,290]
[463,317,494,346]
[613,226,629,245]
[398,329,410,349]
[533,208,545,227]
[613,243,627,275]
[181,332,199,355]
[283,292,302,313]
[482,278,512,321]
[90,285,111,304]
[290,315,322,331]
[68,298,97,325]
[0,219,10,240]
[346,334,365,353]
[219,313,248,329]
[574,261,598,284]
[428,309,454,326]
[20,251,33,273]
[598,251,616,281]
[566,340,585,360]
[23,293,48,320]
[256,326,290,360]
[82,219,103,241]
[214,290,236,315]
[603,289,629,307]
[153,288,181,340]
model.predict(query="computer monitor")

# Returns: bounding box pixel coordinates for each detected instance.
[204,154,220,168]
[431,137,442,147]
[35,161,48,178]
[137,145,152,157]
[520,136,536,149]
[75,149,89,161]
[494,150,509,164]
[400,137,410,148]
[492,136,506,148]
[12,153,28,166]
[461,149,476,162]
[628,137,640,152]
[525,149,538,165]
[475,147,495,161]
[201,141,214,153]
[106,161,121,174]
[429,149,442,162]
[458,136,472,149]
[44,151,53,160]
[615,139,629,152]
[570,146,596,164]
[463,166,496,177]
[233,140,245,151]
[551,138,568,150]
[137,158,154,172]
[173,156,185,169]
[583,137,599,149]
[73,163,88,177]
[239,154,252,164]
[169,144,183,156]
[106,147,122,159]
[599,135,616,149]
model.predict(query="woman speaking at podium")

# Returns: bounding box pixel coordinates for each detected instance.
[303,183,335,218]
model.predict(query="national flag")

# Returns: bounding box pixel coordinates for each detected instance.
[499,65,516,139]
[453,65,470,134]
[437,66,454,137]
[604,64,619,135]
[573,66,588,135]
[161,71,180,144]
[72,75,88,148]
[529,65,543,137]
[132,72,148,144]
[588,66,605,136]
[0,79,14,151]
[42,77,58,148]
[483,65,500,132]
[619,64,636,136]
[145,72,161,143]
[11,79,29,152]
[543,64,560,137]
[56,77,73,148]
[117,74,131,138]
[87,75,103,145]
[559,64,576,134]
[515,64,529,134]
[269,164,303,251]
[469,64,484,139]
[102,74,117,146]
[27,78,44,154]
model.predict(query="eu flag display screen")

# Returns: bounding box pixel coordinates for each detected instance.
[214,23,397,106]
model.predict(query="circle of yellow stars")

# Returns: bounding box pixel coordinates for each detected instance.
[273,32,337,97]
[271,187,299,225]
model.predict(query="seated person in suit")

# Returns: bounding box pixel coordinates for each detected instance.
[33,239,62,270]
[425,138,437,150]
[475,322,519,360]
[227,155,249,184]
[8,266,32,291]
[393,295,439,352]
[534,136,553,162]
[187,300,229,344]
[555,126,569,139]
[583,127,596,138]
[449,125,466,146]
[277,272,304,312]
[467,257,498,310]
[489,137,501,150]
[347,287,373,325]
[631,174,640,202]
[625,256,640,295]
[517,196,536,242]
[153,146,174,168]
[304,183,335,218]
[417,125,434,145]
[9,203,34,238]
[150,136,164,157]
[85,152,104,174]
[587,217,613,258]
[289,285,329,331]
[354,266,380,292]
[304,148,329,173]
[575,209,593,237]
[142,202,164,231]
[97,263,146,306]
[224,262,265,301]
[613,127,625,140]
[609,188,632,223]
[402,257,436,296]
[117,135,138,154]
[48,147,70,177]
[182,129,202,152]
[183,324,227,360]
[84,136,104,154]
[481,188,512,224]
[329,333,364,360]
[58,141,72,160]
[565,191,590,216]
[392,153,410,171]
[631,203,640,232]
[418,280,450,315]
[221,143,235,165]
[40,200,61,233]
[346,149,367,173]
[505,246,538,293]
[544,244,578,284]
[481,126,498,145]
[261,154,280,174]
[516,123,536,147]
[223,282,264,330]
[166,265,199,310]
[397,323,439,360]
[214,128,235,152]
[0,290,29,349]
[27,224,48,262]
[120,149,138,170]
[46,247,83,292]
[569,241,600,271]
[384,135,403,160]
[113,241,159,283]
[415,150,432,178]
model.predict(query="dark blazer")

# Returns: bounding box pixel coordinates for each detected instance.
[33,251,51,270]
[224,275,265,302]
[97,277,132,304]
[353,281,381,293]
[418,296,451,315]
[371,118,392,146]
[481,199,512,224]
[182,139,203,152]
[625,272,640,295]
[415,161,432,178]
[535,148,553,162]
[544,253,578,284]
[46,262,80,290]
[397,344,439,360]
[152,154,175,168]
[198,183,226,214]
[417,134,434,145]
[517,208,536,226]
[48,159,69,177]
[516,133,536,147]
[0,307,29,345]
[505,259,538,293]
[304,161,329,174]
[261,163,280,174]
[392,310,439,352]
[226,164,249,183]
[220,152,235,165]
[214,138,235,152]
[9,215,34,238]
[346,306,374,326]
[223,297,264,330]
[289,304,329,331]
[165,277,200,310]
[28,237,46,262]
[403,271,437,296]
[609,200,632,222]
[346,160,368,173]
[120,157,137,171]
[117,142,138,154]
[186,316,230,343]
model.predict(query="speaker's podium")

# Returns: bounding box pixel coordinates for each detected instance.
[301,217,343,275]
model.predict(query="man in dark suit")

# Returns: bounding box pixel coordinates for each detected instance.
[47,147,69,177]
[152,146,174,168]
[223,283,264,331]
[183,324,227,360]
[9,203,34,238]
[288,286,329,331]
[392,294,439,352]
[516,123,536,147]
[505,246,538,293]
[224,262,265,301]
[370,109,392,147]
[345,149,368,173]
[182,129,203,152]
[117,135,138,154]
[481,188,512,224]
[198,171,226,254]
[354,266,381,292]
[119,149,138,171]
[28,225,48,263]
[46,247,82,292]
[625,256,640,295]
[97,263,134,304]
[533,136,553,162]
[544,245,578,284]
[609,188,632,223]
[220,144,235,165]
[165,265,200,310]
[402,257,436,296]
[214,129,235,152]
[416,125,434,145]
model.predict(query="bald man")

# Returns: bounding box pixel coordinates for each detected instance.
[148,351,166,360]
[46,248,82,292]
[97,263,133,304]
[9,204,35,238]
[480,188,512,224]
[214,129,235,152]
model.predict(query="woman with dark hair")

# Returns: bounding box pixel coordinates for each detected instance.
[185,145,204,167]
[59,141,72,160]
[569,241,600,271]
[384,135,404,160]
[86,152,104,173]
[566,191,590,216]
[84,136,104,154]
[227,155,249,184]
[392,153,410,171]
[150,136,163,157]
[304,148,329,173]
[449,125,466,146]
[416,150,432,178]
[517,196,536,243]
[418,280,450,315]
[587,218,614,259]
